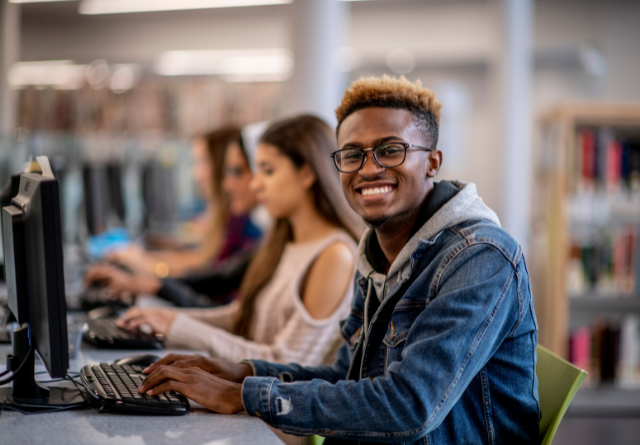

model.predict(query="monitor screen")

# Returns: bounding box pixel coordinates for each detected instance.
[6,173,68,378]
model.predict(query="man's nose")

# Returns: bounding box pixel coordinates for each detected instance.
[358,151,384,178]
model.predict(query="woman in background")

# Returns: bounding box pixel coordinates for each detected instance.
[115,115,363,367]
[86,126,263,306]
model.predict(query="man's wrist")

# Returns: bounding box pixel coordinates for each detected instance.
[238,360,257,379]
[234,363,254,383]
[228,383,246,413]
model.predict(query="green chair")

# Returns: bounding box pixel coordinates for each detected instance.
[313,344,586,445]
[536,344,587,445]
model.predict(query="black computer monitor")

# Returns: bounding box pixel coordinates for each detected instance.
[83,163,126,236]
[0,173,22,281]
[141,160,176,232]
[0,170,85,410]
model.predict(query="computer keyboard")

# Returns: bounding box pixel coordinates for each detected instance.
[83,316,164,349]
[81,363,189,415]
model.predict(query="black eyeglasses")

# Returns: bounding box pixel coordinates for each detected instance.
[330,142,433,173]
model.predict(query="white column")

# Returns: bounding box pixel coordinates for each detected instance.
[289,0,350,126]
[0,0,20,136]
[500,0,533,254]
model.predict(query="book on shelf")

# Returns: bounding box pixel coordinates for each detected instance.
[574,127,640,193]
[567,225,640,297]
[569,316,640,387]
[567,126,640,298]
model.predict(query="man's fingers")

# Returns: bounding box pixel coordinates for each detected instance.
[144,380,187,397]
[171,358,202,369]
[143,354,186,374]
[139,366,192,392]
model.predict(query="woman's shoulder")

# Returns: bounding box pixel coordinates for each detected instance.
[287,229,357,253]
[315,238,355,267]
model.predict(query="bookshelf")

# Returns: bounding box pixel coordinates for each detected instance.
[532,103,640,396]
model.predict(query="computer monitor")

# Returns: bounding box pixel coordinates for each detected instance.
[83,163,126,236]
[141,160,176,232]
[0,166,85,410]
[0,173,22,281]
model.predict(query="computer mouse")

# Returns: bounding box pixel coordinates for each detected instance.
[114,354,161,367]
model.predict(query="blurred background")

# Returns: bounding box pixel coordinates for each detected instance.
[1,0,639,443]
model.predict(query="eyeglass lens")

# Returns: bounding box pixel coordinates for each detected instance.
[335,143,406,172]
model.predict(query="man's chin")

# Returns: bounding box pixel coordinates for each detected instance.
[362,214,392,229]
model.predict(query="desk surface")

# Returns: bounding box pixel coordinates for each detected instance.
[0,345,285,445]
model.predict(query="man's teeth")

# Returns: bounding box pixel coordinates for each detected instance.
[361,186,393,196]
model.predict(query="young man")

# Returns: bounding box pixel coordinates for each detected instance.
[139,76,540,444]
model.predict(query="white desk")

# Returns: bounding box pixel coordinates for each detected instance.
[0,345,285,445]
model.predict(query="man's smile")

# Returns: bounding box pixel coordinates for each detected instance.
[354,182,397,200]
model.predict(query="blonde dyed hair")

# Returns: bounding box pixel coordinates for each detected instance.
[335,75,442,147]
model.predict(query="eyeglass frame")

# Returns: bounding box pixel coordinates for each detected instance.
[330,142,433,173]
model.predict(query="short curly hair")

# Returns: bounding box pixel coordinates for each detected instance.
[335,75,442,148]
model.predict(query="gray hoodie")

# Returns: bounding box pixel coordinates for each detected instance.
[356,181,501,302]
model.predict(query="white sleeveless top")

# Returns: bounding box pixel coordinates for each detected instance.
[165,230,357,366]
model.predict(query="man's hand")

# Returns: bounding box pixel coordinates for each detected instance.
[143,353,254,384]
[138,366,245,414]
[116,307,176,335]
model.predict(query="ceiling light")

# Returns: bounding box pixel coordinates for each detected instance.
[154,49,293,82]
[9,60,86,90]
[9,0,75,4]
[79,0,290,15]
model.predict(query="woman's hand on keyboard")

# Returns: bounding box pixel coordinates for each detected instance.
[142,353,253,384]
[84,264,162,298]
[138,366,245,414]
[116,307,176,335]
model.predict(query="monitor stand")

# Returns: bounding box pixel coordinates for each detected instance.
[0,324,86,412]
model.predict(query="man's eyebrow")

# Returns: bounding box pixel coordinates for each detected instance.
[340,135,404,149]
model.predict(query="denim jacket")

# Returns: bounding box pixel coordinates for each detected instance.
[242,182,540,444]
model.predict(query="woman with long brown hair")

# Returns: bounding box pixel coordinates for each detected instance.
[117,115,363,366]
[104,126,261,278]
[86,125,265,307]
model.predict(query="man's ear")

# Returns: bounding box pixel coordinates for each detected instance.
[426,150,442,178]
[298,164,317,189]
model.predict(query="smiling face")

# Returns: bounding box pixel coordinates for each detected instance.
[250,143,315,220]
[337,107,442,230]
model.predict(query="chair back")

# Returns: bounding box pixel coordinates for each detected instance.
[536,344,588,445]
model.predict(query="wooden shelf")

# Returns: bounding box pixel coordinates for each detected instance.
[532,103,640,357]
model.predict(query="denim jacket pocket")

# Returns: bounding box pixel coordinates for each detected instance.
[382,305,425,373]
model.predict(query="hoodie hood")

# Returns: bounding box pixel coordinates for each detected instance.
[356,181,501,301]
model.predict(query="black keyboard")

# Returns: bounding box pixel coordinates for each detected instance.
[83,316,164,350]
[81,363,189,415]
